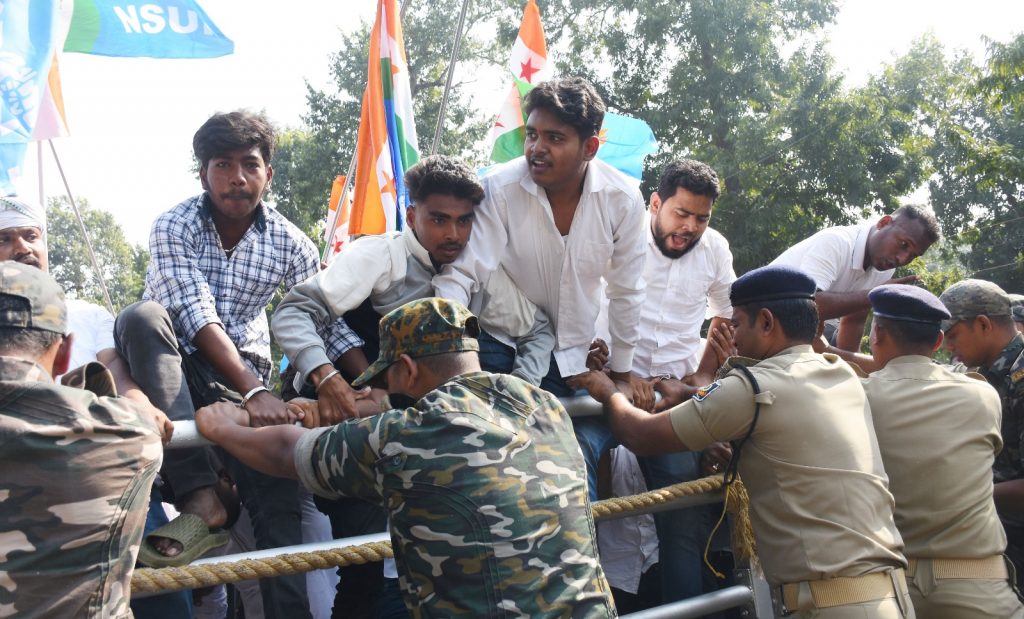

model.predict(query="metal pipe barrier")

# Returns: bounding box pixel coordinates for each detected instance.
[621,586,753,619]
[167,393,608,449]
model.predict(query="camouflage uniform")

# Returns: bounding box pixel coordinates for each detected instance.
[983,332,1024,584]
[0,261,163,618]
[293,298,616,618]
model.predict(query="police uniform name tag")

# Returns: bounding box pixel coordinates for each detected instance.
[693,381,721,402]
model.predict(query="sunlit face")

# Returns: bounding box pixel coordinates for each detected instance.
[0,226,47,271]
[407,194,476,268]
[650,187,713,258]
[866,216,931,271]
[524,108,595,194]
[942,318,986,367]
[199,146,273,223]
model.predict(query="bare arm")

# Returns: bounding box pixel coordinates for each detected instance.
[814,290,871,321]
[569,371,688,457]
[835,309,869,352]
[195,401,306,479]
[692,316,732,385]
[193,324,299,427]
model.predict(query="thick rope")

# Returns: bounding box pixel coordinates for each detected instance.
[131,475,754,594]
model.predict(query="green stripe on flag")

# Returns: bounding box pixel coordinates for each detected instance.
[394,115,419,170]
[491,128,525,163]
[380,58,394,100]
[63,0,102,52]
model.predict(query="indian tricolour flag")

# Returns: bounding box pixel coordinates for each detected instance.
[489,0,552,162]
[348,0,419,235]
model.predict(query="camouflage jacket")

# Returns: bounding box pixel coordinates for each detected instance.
[983,333,1024,489]
[0,357,163,618]
[295,371,616,618]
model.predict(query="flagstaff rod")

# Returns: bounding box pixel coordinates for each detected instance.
[48,140,116,313]
[430,0,471,155]
[321,154,358,263]
[400,0,411,20]
[37,142,44,210]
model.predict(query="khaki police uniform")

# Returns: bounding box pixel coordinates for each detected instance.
[669,345,913,618]
[864,355,1024,618]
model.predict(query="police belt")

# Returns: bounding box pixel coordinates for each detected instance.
[906,556,1008,579]
[780,569,906,611]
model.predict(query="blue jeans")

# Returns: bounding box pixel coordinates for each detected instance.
[130,486,194,618]
[640,451,728,603]
[477,330,617,501]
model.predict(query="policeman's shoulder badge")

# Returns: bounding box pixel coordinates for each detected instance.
[693,381,721,402]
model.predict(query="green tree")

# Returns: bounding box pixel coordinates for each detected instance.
[46,197,149,311]
[925,34,1024,291]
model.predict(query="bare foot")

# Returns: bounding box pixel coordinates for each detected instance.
[151,485,228,558]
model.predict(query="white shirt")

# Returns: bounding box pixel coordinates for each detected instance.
[597,218,735,379]
[770,222,893,293]
[433,157,646,377]
[596,446,658,594]
[64,299,116,373]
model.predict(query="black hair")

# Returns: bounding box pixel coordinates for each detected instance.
[874,316,941,348]
[193,110,277,167]
[657,159,721,203]
[741,298,819,342]
[0,326,62,358]
[405,155,484,206]
[892,204,942,245]
[524,77,605,141]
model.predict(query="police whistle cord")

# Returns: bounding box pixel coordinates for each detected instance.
[131,475,755,594]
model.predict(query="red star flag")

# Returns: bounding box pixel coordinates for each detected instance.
[489,0,552,161]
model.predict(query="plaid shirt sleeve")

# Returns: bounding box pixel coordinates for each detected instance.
[282,222,363,361]
[146,201,223,342]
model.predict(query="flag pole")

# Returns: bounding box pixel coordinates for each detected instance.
[37,142,45,210]
[430,0,471,155]
[47,140,115,313]
[321,154,357,263]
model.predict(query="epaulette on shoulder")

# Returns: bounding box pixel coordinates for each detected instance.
[717,356,761,380]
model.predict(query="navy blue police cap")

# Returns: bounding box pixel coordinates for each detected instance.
[868,284,950,325]
[730,265,816,307]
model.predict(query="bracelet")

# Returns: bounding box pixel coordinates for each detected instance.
[316,369,342,393]
[239,385,269,410]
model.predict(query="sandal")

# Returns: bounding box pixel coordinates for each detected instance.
[137,512,229,568]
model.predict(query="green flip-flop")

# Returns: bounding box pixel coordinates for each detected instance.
[136,512,229,568]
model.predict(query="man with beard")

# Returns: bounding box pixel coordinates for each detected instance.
[771,206,940,351]
[592,159,736,605]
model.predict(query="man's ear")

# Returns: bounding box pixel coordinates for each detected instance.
[759,308,775,334]
[53,333,73,377]
[582,135,600,161]
[199,165,210,192]
[876,214,893,230]
[395,354,419,390]
[406,205,417,232]
[975,315,993,334]
[931,330,944,353]
[649,192,662,215]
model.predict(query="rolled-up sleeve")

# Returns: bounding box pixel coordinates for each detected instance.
[294,418,385,502]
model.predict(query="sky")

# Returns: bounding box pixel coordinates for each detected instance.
[16,0,1024,245]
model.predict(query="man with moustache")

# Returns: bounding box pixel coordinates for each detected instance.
[593,159,736,604]
[115,110,362,617]
[771,206,940,351]
[433,77,646,499]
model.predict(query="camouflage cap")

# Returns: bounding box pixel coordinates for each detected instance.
[1010,294,1024,323]
[0,260,66,334]
[352,297,480,388]
[938,278,1011,332]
